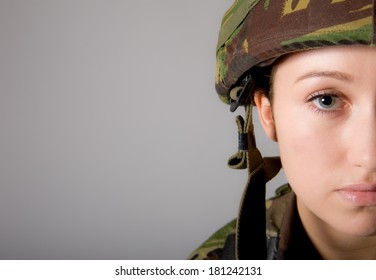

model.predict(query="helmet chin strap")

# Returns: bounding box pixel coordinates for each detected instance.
[228,97,281,259]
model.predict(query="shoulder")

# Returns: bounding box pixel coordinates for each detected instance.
[266,184,293,238]
[188,219,236,260]
[189,184,292,260]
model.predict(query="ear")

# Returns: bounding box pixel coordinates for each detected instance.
[253,90,277,142]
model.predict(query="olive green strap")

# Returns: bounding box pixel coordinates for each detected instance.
[230,104,281,259]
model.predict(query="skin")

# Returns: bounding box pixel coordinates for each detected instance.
[254,45,376,259]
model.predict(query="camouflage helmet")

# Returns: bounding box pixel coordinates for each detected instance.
[216,0,375,109]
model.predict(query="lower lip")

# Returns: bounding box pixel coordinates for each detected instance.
[338,189,376,206]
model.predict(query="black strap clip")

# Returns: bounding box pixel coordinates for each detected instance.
[238,132,248,151]
[230,74,255,112]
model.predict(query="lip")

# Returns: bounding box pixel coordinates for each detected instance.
[337,184,376,206]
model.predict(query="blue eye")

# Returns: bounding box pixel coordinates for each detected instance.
[315,95,337,109]
[311,94,342,110]
[306,91,348,115]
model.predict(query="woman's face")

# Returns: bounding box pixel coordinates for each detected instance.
[257,46,376,238]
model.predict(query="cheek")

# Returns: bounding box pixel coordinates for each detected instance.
[273,108,342,192]
[273,106,311,159]
[276,119,315,177]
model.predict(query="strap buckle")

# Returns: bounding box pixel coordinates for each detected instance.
[230,74,255,112]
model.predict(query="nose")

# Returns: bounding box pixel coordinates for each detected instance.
[346,109,376,171]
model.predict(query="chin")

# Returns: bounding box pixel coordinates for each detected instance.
[342,219,376,237]
[355,228,376,238]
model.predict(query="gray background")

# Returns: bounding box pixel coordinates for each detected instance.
[0,0,286,259]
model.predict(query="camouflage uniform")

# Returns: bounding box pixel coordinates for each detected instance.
[191,0,375,260]
[189,185,322,260]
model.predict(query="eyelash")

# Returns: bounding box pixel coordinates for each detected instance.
[305,91,344,115]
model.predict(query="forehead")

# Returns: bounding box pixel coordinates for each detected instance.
[273,45,376,80]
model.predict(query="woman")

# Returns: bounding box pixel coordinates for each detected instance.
[190,0,376,259]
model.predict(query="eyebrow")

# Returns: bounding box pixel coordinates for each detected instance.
[295,71,353,83]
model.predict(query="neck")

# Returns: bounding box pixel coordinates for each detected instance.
[296,199,376,260]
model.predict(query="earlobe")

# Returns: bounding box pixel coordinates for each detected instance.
[254,91,277,142]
